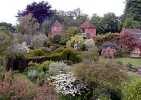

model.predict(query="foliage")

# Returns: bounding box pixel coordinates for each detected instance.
[46,48,82,63]
[31,34,48,49]
[55,8,88,28]
[0,72,37,100]
[7,43,29,59]
[82,47,99,64]
[66,35,84,49]
[17,1,54,24]
[123,17,141,28]
[123,0,141,28]
[90,13,121,34]
[59,34,70,45]
[0,22,16,33]
[6,43,29,71]
[51,35,62,44]
[27,61,52,84]
[122,77,141,100]
[26,49,46,58]
[0,31,12,56]
[18,13,40,35]
[49,62,70,76]
[27,48,82,63]
[84,39,95,50]
[72,62,127,99]
[65,26,80,36]
[95,33,119,46]
[120,31,137,50]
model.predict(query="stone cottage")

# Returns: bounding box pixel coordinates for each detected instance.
[50,20,63,37]
[80,20,96,39]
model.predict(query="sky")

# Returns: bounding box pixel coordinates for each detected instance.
[0,0,125,25]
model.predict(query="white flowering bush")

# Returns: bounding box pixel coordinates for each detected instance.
[49,62,70,76]
[31,34,47,49]
[51,73,88,96]
[8,42,29,57]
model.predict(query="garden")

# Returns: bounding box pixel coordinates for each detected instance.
[0,0,141,100]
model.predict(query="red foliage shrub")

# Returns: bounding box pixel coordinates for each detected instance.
[120,31,137,50]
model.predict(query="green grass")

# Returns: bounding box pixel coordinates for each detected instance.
[116,58,141,68]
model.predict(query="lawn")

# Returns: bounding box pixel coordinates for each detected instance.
[116,57,141,68]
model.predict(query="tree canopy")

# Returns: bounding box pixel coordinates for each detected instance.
[17,1,54,24]
[123,0,141,28]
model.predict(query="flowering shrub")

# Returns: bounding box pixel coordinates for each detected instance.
[51,73,88,96]
[8,42,29,56]
[49,62,70,76]
[31,34,48,49]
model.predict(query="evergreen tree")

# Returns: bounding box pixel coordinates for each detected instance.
[123,0,141,28]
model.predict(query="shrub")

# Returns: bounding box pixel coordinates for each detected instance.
[0,72,37,99]
[72,62,127,99]
[0,31,12,56]
[61,48,82,63]
[66,35,84,49]
[6,43,28,71]
[120,31,137,50]
[84,39,95,50]
[26,49,46,58]
[28,61,51,72]
[59,35,70,45]
[49,62,70,76]
[27,61,52,84]
[51,73,86,96]
[51,35,62,44]
[95,33,119,46]
[116,47,130,57]
[82,47,99,64]
[65,27,80,36]
[122,78,141,100]
[51,73,89,100]
[31,34,48,49]
[27,48,82,64]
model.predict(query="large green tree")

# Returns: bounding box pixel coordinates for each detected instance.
[123,0,141,28]
[91,13,121,34]
[0,22,16,33]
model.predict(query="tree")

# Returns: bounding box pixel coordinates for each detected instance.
[54,9,88,28]
[0,22,16,33]
[90,14,104,33]
[17,1,54,24]
[91,13,121,34]
[123,0,141,28]
[101,13,121,33]
[18,13,39,35]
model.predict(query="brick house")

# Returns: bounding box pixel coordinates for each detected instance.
[80,20,96,39]
[50,20,63,37]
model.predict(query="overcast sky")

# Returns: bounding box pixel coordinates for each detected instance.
[0,0,125,25]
